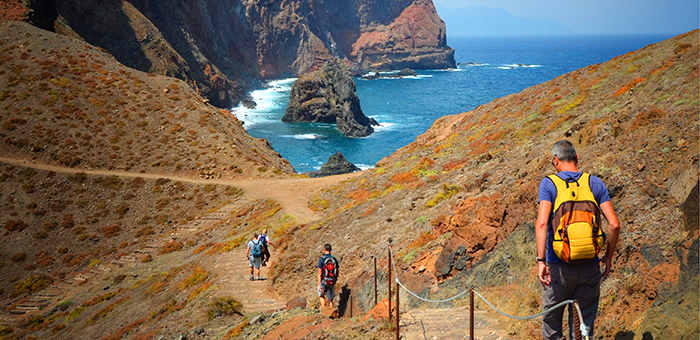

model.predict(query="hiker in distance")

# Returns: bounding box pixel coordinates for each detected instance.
[536,140,620,340]
[246,233,266,281]
[317,243,339,309]
[258,229,274,266]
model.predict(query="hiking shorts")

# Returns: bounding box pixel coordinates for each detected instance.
[542,259,601,340]
[318,282,335,301]
[249,255,261,269]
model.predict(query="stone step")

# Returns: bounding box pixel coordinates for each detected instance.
[97,265,112,272]
[28,296,52,303]
[198,216,222,221]
[15,304,40,311]
[36,288,61,297]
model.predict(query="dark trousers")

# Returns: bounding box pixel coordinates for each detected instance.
[263,247,270,262]
[542,259,601,340]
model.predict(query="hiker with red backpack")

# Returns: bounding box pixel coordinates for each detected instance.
[246,233,266,281]
[536,140,620,340]
[258,229,274,266]
[317,243,339,308]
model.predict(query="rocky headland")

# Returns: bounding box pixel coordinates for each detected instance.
[283,58,378,137]
[2,0,454,108]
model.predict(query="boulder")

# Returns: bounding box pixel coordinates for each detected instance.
[320,306,339,319]
[361,298,393,322]
[306,152,360,178]
[284,58,377,137]
[284,296,307,310]
[241,100,257,109]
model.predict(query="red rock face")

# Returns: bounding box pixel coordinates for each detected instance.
[351,0,454,70]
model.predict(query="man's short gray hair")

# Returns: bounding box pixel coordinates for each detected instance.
[551,140,577,163]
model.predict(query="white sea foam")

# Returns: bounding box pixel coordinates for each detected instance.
[359,71,433,80]
[371,121,395,132]
[231,78,296,127]
[461,62,489,67]
[404,74,433,79]
[281,134,326,140]
[432,68,467,72]
[498,64,543,69]
[355,164,374,171]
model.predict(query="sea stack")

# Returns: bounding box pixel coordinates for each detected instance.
[283,58,377,138]
[307,152,361,178]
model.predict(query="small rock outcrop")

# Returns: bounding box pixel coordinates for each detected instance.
[398,68,417,77]
[306,152,361,178]
[284,58,377,137]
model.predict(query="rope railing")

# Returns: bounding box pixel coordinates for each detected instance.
[386,246,590,340]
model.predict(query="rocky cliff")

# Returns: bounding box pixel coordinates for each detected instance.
[283,58,377,137]
[3,0,454,108]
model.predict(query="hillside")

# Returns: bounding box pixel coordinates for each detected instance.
[0,22,293,178]
[270,30,699,339]
[0,21,352,340]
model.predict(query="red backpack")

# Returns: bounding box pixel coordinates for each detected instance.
[321,256,338,286]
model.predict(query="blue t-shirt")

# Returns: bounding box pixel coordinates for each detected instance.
[538,171,610,264]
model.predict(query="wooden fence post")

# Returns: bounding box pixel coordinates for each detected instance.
[470,289,474,340]
[388,248,392,321]
[395,282,400,340]
[573,301,582,340]
[374,256,377,307]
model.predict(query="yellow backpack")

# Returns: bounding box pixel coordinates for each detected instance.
[548,173,606,265]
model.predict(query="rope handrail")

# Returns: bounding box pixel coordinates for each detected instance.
[387,246,589,339]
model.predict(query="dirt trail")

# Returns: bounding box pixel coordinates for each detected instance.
[214,246,286,313]
[401,306,510,340]
[0,157,361,224]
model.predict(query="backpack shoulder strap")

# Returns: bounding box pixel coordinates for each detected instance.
[577,173,599,207]
[547,174,567,212]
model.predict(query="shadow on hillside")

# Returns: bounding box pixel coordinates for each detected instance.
[56,1,153,71]
[338,283,351,317]
[614,331,654,340]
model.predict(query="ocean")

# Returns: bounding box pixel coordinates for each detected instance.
[231,34,674,173]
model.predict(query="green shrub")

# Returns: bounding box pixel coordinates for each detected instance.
[11,274,54,297]
[426,184,460,208]
[207,297,242,319]
[66,307,84,322]
[93,176,123,190]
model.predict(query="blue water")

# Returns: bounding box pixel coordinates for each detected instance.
[232,34,673,173]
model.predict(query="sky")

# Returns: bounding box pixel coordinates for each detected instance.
[433,0,700,36]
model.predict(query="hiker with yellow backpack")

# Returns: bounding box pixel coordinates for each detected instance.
[536,140,620,340]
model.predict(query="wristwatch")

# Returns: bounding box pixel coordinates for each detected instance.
[536,257,546,262]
